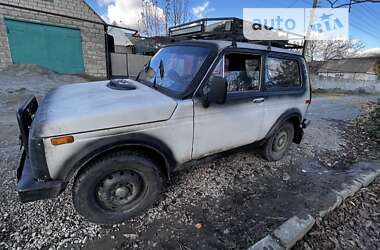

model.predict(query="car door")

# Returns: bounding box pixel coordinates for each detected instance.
[260,53,308,135]
[192,49,266,159]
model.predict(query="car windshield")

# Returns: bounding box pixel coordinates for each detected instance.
[137,46,210,94]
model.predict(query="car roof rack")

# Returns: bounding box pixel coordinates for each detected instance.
[169,17,305,52]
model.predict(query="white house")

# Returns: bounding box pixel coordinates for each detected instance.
[317,57,380,81]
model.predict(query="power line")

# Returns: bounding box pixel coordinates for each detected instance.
[351,22,380,40]
[350,8,380,36]
[352,10,378,27]
[351,23,380,40]
[327,0,380,9]
[288,0,300,7]
[351,22,380,41]
[357,4,380,20]
[361,3,380,19]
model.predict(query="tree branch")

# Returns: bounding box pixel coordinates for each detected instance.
[326,0,380,8]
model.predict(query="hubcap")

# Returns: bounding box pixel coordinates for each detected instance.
[273,130,288,152]
[115,186,130,198]
[96,170,144,211]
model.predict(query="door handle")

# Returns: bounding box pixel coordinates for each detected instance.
[253,98,265,103]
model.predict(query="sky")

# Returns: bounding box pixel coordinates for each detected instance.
[85,0,380,50]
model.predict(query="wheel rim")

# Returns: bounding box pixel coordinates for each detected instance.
[96,170,145,211]
[272,130,289,152]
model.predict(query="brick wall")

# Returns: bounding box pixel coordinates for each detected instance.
[0,0,107,77]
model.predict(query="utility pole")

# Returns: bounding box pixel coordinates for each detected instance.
[165,0,170,35]
[303,0,319,57]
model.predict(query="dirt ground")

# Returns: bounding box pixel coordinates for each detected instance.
[0,66,379,250]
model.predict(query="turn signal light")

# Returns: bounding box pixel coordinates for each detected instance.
[51,136,74,146]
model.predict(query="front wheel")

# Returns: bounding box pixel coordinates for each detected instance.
[72,150,162,224]
[262,122,294,161]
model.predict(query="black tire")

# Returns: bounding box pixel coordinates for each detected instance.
[72,150,162,224]
[262,121,294,162]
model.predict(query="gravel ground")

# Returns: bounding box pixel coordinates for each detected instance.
[294,177,379,250]
[295,100,380,250]
[0,66,379,250]
[0,65,92,250]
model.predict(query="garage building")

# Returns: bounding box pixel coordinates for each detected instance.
[0,0,107,77]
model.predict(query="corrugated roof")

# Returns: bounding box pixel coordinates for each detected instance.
[318,58,379,73]
[108,27,134,46]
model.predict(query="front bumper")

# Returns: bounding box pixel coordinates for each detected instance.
[17,151,65,203]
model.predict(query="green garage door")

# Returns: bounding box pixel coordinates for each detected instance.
[5,19,85,74]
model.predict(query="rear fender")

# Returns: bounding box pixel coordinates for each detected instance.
[265,108,303,144]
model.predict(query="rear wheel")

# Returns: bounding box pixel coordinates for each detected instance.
[262,121,294,161]
[72,150,162,224]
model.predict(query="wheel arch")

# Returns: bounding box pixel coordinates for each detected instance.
[62,134,176,182]
[265,108,304,144]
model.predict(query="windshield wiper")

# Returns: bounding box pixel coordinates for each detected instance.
[136,59,151,82]
[145,59,151,72]
[153,75,157,89]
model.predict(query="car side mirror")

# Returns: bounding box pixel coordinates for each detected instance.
[201,76,227,107]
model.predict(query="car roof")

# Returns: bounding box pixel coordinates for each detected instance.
[172,39,302,56]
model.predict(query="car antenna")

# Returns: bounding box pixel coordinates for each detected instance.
[267,41,272,51]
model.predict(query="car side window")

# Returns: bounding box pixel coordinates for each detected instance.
[264,57,302,90]
[211,53,262,92]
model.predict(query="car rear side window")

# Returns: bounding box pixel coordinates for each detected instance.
[265,57,301,90]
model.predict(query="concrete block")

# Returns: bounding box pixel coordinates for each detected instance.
[319,194,343,217]
[333,180,363,200]
[354,170,378,187]
[273,215,315,249]
[248,235,284,250]
[375,165,380,174]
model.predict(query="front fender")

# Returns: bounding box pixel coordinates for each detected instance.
[58,133,176,182]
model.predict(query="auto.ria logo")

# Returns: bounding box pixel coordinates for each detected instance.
[243,8,349,41]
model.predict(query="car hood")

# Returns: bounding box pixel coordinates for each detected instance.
[31,80,177,137]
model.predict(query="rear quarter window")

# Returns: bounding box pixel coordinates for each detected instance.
[264,57,302,90]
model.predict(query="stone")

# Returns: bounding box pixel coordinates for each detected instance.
[354,171,378,187]
[319,195,343,217]
[248,235,284,250]
[333,180,363,200]
[273,214,315,249]
[123,234,138,240]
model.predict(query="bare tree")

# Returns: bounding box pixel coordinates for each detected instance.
[140,0,166,36]
[139,0,191,36]
[168,0,191,27]
[305,40,365,61]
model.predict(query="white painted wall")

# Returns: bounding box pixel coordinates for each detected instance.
[311,75,380,93]
[318,72,378,81]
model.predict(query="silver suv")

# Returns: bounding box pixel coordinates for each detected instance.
[16,40,311,224]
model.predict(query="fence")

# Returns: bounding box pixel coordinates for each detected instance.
[111,53,151,78]
[311,75,380,93]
